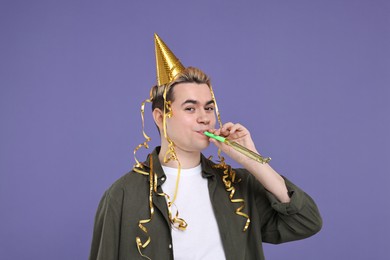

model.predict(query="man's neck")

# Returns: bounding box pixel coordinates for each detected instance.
[158,146,201,169]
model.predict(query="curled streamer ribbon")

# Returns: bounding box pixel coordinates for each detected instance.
[133,87,155,259]
[162,85,173,139]
[153,175,188,231]
[163,139,181,203]
[134,154,188,258]
[161,85,187,229]
[133,84,188,259]
[213,157,251,232]
[135,156,154,260]
[209,85,251,232]
[133,91,153,169]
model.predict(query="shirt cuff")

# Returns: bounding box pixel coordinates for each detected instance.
[265,177,306,215]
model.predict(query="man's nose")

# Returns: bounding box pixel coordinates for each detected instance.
[197,111,210,124]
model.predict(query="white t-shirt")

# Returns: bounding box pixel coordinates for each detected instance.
[162,165,226,260]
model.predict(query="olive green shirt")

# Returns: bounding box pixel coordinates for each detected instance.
[89,147,322,260]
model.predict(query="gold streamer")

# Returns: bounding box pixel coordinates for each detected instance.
[153,177,188,231]
[161,84,188,230]
[133,88,153,169]
[213,159,251,231]
[133,82,187,260]
[163,139,181,204]
[135,156,154,260]
[209,85,223,129]
[209,84,250,231]
[162,86,173,140]
[162,84,180,203]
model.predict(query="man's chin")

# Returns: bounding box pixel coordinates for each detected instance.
[180,143,210,154]
[196,142,211,152]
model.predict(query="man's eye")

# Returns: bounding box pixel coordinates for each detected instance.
[205,107,215,111]
[185,107,195,111]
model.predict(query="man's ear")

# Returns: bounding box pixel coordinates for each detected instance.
[152,108,164,130]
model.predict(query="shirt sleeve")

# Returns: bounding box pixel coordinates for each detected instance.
[254,176,322,244]
[89,189,123,260]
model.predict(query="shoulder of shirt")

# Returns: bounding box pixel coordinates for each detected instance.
[102,169,148,201]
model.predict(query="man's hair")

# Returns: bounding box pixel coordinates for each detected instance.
[151,67,211,111]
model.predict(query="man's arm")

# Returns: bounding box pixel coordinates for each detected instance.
[255,175,322,243]
[209,122,290,202]
[209,122,322,242]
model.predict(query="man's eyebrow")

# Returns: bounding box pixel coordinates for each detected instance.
[181,99,215,106]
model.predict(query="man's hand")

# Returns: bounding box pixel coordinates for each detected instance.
[208,122,291,203]
[208,122,260,166]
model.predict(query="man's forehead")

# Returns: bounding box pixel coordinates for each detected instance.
[173,82,213,100]
[174,82,210,90]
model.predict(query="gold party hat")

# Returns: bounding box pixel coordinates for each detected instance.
[154,33,185,86]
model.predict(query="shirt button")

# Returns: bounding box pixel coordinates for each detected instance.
[168,244,172,249]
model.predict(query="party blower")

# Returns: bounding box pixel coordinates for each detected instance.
[204,131,271,164]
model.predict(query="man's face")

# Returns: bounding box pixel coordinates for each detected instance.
[165,82,216,153]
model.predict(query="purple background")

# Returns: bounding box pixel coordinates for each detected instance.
[1,0,389,259]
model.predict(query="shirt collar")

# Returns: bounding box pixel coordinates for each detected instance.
[140,147,217,185]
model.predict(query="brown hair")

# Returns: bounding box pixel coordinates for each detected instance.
[151,67,211,111]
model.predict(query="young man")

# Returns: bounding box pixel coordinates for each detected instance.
[89,34,322,260]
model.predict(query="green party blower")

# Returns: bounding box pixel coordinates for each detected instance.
[204,131,271,164]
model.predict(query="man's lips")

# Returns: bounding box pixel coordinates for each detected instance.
[195,130,209,136]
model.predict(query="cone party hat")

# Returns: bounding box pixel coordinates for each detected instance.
[154,33,185,86]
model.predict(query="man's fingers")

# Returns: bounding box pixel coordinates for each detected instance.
[229,123,244,135]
